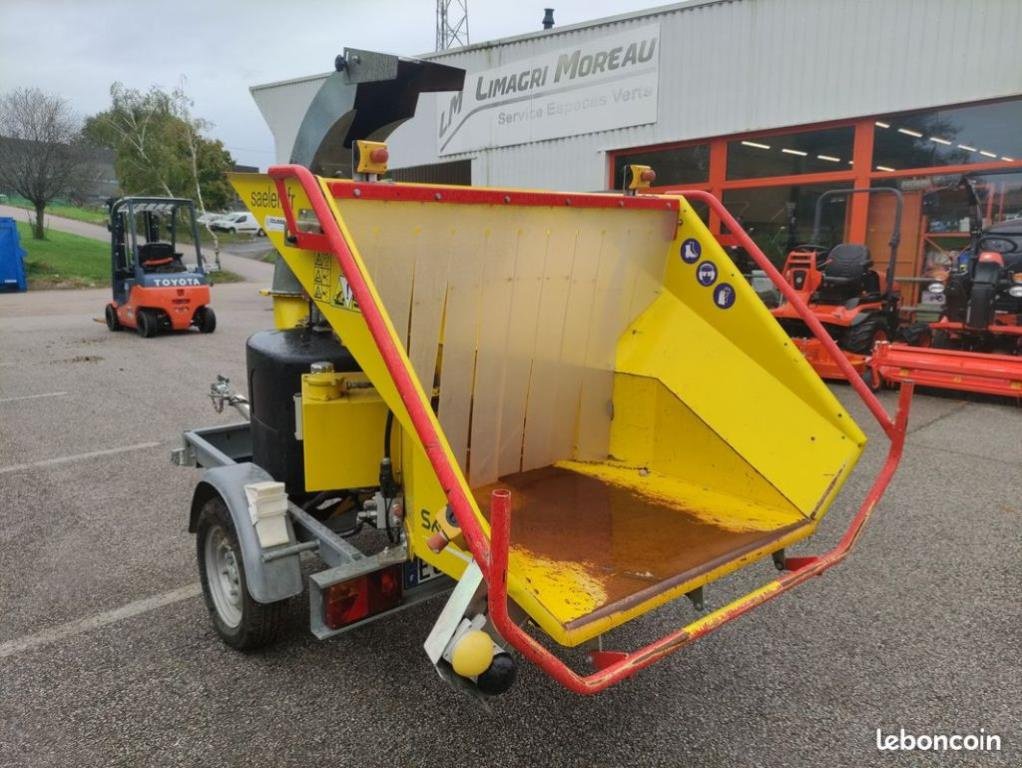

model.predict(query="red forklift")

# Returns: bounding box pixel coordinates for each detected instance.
[771,188,904,381]
[104,197,216,338]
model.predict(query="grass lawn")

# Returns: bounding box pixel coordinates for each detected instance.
[16,221,243,289]
[7,196,108,226]
[207,269,244,284]
[18,221,108,289]
[6,198,259,248]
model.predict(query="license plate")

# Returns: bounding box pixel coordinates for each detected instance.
[403,557,444,589]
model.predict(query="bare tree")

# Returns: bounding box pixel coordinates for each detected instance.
[0,88,95,239]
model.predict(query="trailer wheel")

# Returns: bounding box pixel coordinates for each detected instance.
[105,304,121,331]
[136,309,157,338]
[196,496,287,650]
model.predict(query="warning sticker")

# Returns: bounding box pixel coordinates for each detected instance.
[713,283,736,309]
[312,253,332,302]
[263,215,286,233]
[334,274,360,312]
[696,261,718,286]
[680,238,701,264]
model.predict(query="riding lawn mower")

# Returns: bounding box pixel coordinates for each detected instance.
[772,188,904,381]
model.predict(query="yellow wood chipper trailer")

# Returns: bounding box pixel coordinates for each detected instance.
[173,50,913,696]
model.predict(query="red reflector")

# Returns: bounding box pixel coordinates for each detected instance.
[323,564,404,630]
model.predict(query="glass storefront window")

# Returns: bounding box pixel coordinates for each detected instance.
[612,143,709,187]
[726,126,854,180]
[722,183,850,266]
[865,170,1022,309]
[973,170,1022,225]
[872,98,1022,173]
[878,170,1022,231]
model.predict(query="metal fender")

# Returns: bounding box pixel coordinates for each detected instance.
[189,463,303,604]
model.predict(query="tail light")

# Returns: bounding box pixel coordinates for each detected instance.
[323,564,404,629]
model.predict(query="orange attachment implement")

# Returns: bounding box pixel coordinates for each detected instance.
[871,341,1022,398]
[790,337,869,381]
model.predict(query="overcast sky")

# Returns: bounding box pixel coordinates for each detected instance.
[0,0,666,169]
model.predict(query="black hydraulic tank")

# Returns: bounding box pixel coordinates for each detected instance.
[246,328,361,496]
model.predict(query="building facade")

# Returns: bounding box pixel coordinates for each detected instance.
[252,0,1022,299]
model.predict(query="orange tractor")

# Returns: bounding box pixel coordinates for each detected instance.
[104,197,216,338]
[871,180,1022,398]
[771,188,904,381]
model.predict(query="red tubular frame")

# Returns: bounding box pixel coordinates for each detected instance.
[265,167,913,695]
[490,383,912,694]
[682,189,900,440]
[268,165,495,569]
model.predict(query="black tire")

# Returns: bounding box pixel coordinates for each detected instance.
[897,321,932,347]
[196,496,288,650]
[257,228,265,237]
[842,317,888,355]
[105,304,121,331]
[136,309,157,338]
[195,306,216,333]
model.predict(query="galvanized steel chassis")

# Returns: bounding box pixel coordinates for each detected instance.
[172,423,452,639]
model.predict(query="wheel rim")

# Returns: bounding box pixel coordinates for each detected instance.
[205,525,243,627]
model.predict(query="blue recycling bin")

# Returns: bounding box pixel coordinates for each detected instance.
[0,217,28,292]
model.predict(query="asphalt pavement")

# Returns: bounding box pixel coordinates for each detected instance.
[0,278,1019,767]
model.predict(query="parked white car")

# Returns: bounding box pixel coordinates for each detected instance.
[212,211,264,235]
[196,211,227,226]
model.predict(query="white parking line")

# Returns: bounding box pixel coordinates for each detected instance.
[0,391,68,404]
[0,441,162,475]
[0,583,202,660]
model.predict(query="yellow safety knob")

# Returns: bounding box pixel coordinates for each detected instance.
[451,630,494,678]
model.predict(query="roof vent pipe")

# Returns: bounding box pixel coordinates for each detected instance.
[542,8,555,29]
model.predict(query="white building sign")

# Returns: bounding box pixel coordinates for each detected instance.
[437,24,660,156]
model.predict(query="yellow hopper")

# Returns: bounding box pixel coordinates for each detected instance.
[230,165,912,695]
